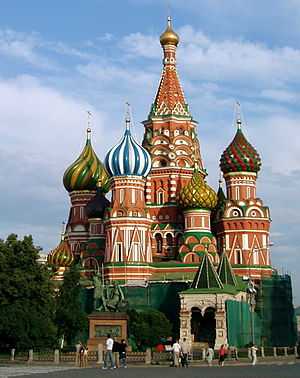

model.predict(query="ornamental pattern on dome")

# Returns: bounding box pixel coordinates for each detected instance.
[178,170,218,210]
[63,129,110,192]
[105,120,151,177]
[47,239,74,267]
[220,122,261,174]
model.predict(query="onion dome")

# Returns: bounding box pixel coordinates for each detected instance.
[85,183,110,219]
[220,119,261,174]
[105,115,151,177]
[47,239,74,267]
[160,16,179,46]
[63,128,110,192]
[178,170,218,210]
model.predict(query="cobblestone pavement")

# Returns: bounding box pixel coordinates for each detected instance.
[1,362,299,378]
[0,366,75,378]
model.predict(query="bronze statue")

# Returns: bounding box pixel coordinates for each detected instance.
[93,274,128,312]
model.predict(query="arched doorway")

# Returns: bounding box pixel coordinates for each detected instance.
[191,307,216,347]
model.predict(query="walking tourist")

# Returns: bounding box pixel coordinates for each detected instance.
[250,343,258,366]
[119,339,127,368]
[206,346,214,367]
[102,334,116,370]
[218,344,226,366]
[172,339,181,367]
[180,338,190,368]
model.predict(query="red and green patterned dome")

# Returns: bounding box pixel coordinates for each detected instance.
[220,121,261,174]
[63,129,110,193]
[47,239,74,267]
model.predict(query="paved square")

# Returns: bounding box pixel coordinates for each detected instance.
[1,363,299,378]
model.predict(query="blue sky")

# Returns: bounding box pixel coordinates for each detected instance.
[0,0,300,304]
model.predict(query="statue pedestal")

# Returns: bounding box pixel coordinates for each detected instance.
[87,312,128,351]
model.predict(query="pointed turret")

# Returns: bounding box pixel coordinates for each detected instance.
[191,252,223,289]
[150,17,190,118]
[217,253,238,287]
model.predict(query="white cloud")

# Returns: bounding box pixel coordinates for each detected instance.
[0,29,54,69]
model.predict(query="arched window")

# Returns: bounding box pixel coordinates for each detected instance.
[155,234,163,254]
[157,191,164,204]
[166,233,173,247]
[253,249,259,265]
[235,249,242,264]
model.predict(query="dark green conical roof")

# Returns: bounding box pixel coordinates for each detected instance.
[191,252,223,289]
[217,253,237,287]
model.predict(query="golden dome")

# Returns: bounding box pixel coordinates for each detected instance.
[178,170,218,210]
[47,239,74,267]
[160,16,179,47]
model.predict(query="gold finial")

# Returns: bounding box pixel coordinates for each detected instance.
[160,16,179,46]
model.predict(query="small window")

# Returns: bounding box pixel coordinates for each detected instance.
[247,187,251,199]
[155,234,163,254]
[116,243,123,262]
[253,249,259,265]
[235,249,242,264]
[120,189,124,203]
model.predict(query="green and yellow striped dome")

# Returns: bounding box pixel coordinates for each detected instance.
[179,170,218,210]
[63,129,110,192]
[47,239,74,267]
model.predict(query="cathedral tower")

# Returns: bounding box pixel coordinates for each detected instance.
[104,110,153,282]
[142,17,205,261]
[213,109,272,280]
[63,128,109,257]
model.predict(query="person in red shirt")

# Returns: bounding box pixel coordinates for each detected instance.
[218,344,226,366]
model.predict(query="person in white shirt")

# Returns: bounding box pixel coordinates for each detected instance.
[102,334,116,369]
[180,338,190,368]
[206,346,214,367]
[172,340,181,367]
[250,344,258,366]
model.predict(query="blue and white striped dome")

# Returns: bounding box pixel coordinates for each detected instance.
[105,123,152,177]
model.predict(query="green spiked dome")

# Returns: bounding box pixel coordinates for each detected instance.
[63,129,110,192]
[178,170,218,210]
[220,119,261,174]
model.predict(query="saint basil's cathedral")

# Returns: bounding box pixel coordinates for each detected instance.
[48,18,296,348]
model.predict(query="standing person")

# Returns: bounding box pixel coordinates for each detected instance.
[119,339,127,368]
[112,339,120,368]
[102,334,116,370]
[218,344,226,366]
[75,341,81,366]
[172,339,181,368]
[180,338,190,368]
[83,346,88,368]
[206,346,214,367]
[250,344,258,366]
[79,343,85,368]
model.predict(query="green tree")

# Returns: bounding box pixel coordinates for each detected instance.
[55,264,87,346]
[0,234,56,349]
[128,308,172,349]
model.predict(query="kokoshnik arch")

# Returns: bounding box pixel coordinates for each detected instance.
[47,18,296,348]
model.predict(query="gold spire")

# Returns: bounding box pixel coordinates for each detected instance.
[160,16,179,46]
